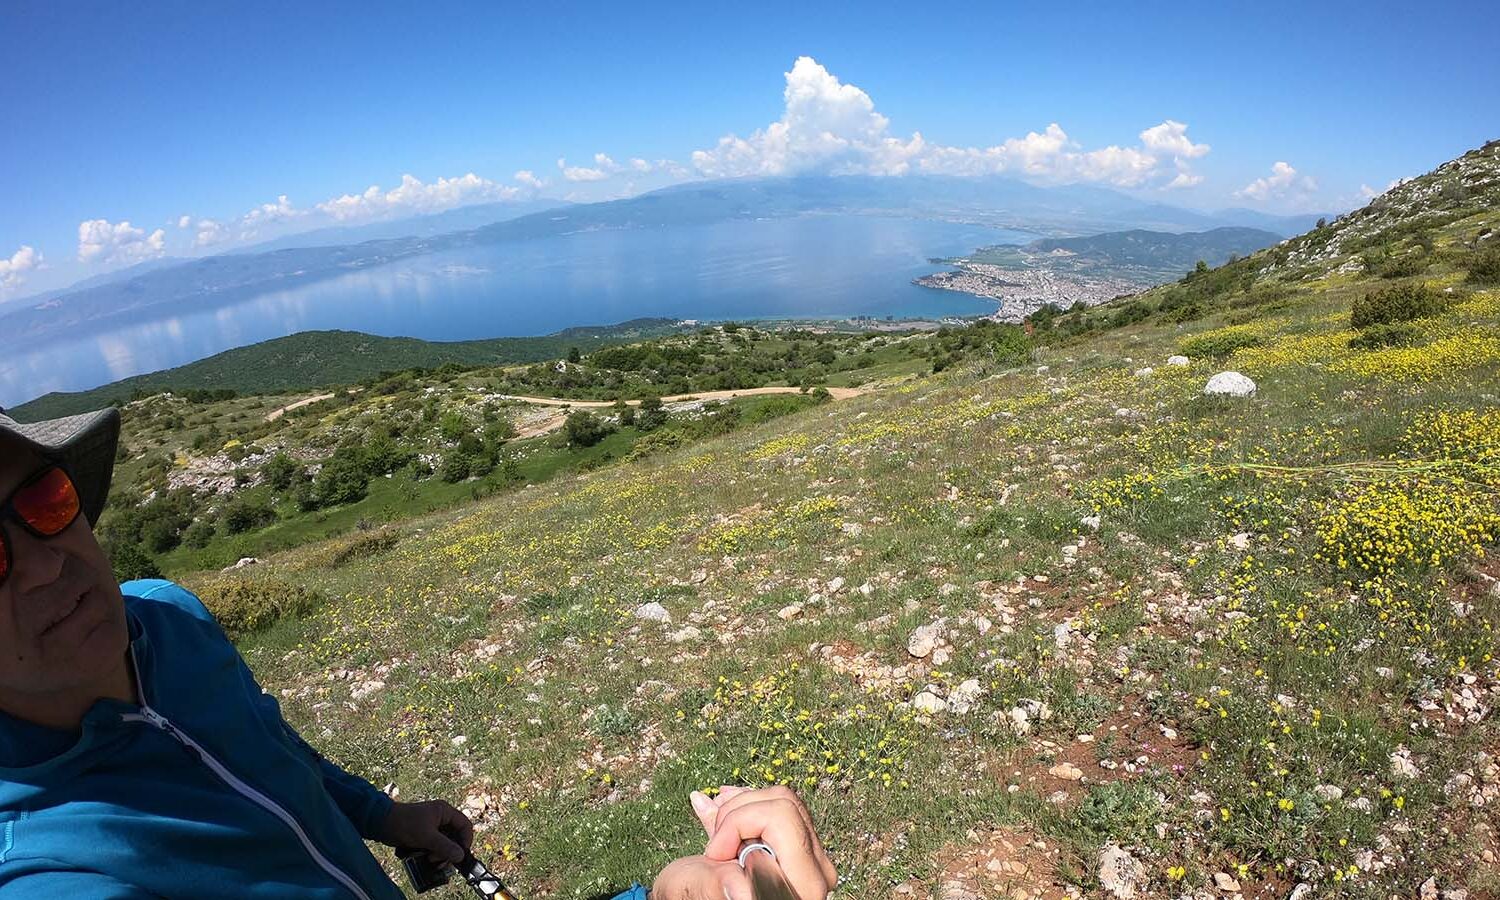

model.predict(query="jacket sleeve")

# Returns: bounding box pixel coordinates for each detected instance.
[607,887,648,900]
[278,717,395,841]
[0,870,161,898]
[255,687,394,841]
[131,579,397,841]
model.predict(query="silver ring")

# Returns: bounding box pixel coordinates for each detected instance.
[738,842,776,868]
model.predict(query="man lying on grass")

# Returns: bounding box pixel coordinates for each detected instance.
[0,407,837,899]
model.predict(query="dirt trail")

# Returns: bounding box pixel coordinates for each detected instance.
[264,393,336,422]
[507,385,865,440]
[500,385,863,408]
[264,388,364,422]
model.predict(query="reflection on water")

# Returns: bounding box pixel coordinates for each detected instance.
[0,215,1021,407]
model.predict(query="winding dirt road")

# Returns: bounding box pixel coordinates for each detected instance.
[507,385,864,440]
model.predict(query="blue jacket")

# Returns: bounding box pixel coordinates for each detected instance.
[0,580,647,900]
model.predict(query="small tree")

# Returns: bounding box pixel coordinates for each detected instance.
[221,496,277,534]
[567,347,582,364]
[312,449,370,507]
[261,452,303,492]
[636,396,667,431]
[562,411,613,448]
[614,398,636,427]
[111,543,162,582]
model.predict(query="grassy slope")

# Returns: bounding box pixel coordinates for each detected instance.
[10,320,683,421]
[196,145,1498,898]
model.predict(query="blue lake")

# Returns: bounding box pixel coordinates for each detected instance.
[1,215,1022,407]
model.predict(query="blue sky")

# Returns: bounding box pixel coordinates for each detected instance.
[2,0,1497,297]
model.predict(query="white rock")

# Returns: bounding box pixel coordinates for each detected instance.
[1049,762,1083,780]
[912,688,947,714]
[1228,532,1251,550]
[1035,365,1050,375]
[1080,514,1102,531]
[1289,884,1313,900]
[1134,367,1154,378]
[1213,871,1242,892]
[1313,783,1344,802]
[947,678,985,714]
[1204,371,1257,397]
[1054,622,1074,649]
[1097,844,1143,898]
[930,646,952,667]
[668,625,703,644]
[777,604,804,621]
[907,623,945,658]
[1167,355,1190,366]
[825,576,846,594]
[633,602,672,624]
[1391,747,1420,779]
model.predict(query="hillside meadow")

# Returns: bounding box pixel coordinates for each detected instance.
[186,267,1499,898]
[118,140,1500,898]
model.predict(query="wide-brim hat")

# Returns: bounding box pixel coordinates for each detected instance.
[0,407,120,525]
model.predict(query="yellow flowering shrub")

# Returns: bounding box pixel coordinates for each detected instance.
[1331,329,1500,381]
[1313,477,1498,580]
[749,433,811,461]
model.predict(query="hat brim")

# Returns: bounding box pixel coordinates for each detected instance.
[0,408,120,526]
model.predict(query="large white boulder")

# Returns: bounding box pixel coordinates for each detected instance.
[1167,355,1190,366]
[1204,371,1257,397]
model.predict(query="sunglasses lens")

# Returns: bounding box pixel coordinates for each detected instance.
[13,467,82,536]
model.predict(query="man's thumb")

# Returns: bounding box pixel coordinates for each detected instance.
[690,790,718,836]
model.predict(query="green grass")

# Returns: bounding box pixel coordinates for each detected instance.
[140,142,1500,897]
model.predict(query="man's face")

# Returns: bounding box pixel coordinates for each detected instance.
[0,442,129,699]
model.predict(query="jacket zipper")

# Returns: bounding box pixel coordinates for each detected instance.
[121,659,375,900]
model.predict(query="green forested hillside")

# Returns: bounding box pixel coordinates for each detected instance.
[9,319,682,421]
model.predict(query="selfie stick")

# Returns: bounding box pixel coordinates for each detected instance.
[398,843,520,899]
[739,843,802,900]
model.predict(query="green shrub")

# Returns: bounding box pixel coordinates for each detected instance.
[303,527,401,569]
[624,429,685,462]
[182,520,216,549]
[311,449,370,507]
[1348,322,1422,350]
[1179,328,1263,359]
[440,448,474,483]
[111,543,162,582]
[1373,252,1429,278]
[988,325,1032,367]
[261,453,304,491]
[1350,282,1446,329]
[221,496,278,534]
[1468,247,1500,285]
[195,576,324,639]
[561,411,613,448]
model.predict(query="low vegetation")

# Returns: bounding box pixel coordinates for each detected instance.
[102,140,1500,898]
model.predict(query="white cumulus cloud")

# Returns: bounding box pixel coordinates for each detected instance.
[557,156,613,182]
[315,173,518,222]
[177,215,230,247]
[77,219,166,265]
[689,56,1210,189]
[1234,161,1319,202]
[0,245,43,294]
[514,169,546,190]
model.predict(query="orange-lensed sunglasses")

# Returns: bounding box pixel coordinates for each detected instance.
[0,466,83,586]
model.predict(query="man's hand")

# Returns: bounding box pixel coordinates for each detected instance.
[652,786,837,900]
[377,799,474,864]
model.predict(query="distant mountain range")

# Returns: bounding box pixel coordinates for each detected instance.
[0,175,1326,349]
[1025,226,1284,272]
